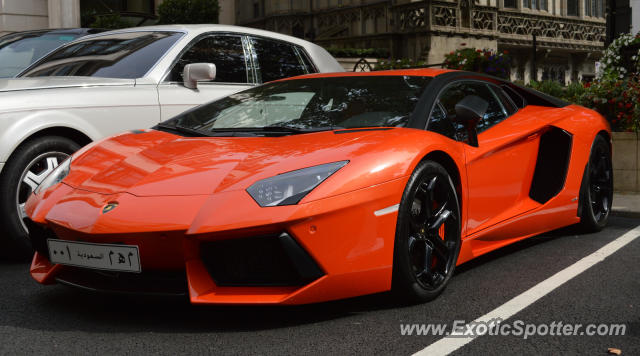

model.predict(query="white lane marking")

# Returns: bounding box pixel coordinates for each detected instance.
[414,224,640,356]
[374,204,399,217]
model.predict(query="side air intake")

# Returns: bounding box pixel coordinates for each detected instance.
[529,127,573,204]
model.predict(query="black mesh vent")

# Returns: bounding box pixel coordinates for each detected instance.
[200,232,324,287]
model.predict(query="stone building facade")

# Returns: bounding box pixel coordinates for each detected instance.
[236,0,607,83]
[0,0,236,36]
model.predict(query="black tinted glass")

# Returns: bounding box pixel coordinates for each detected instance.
[428,102,458,140]
[502,85,526,108]
[0,32,81,78]
[165,76,431,131]
[493,86,517,115]
[298,48,316,73]
[167,35,248,83]
[438,82,507,134]
[23,31,183,78]
[251,38,307,83]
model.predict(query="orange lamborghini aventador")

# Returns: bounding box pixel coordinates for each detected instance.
[25,69,612,304]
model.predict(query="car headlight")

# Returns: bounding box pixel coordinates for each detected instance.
[34,158,71,196]
[247,161,348,207]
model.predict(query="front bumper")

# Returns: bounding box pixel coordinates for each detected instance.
[27,177,406,304]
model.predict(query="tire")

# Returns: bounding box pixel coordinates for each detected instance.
[392,160,461,303]
[0,136,80,260]
[578,134,613,233]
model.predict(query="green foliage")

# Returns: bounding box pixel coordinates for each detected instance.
[325,47,390,58]
[444,48,511,79]
[157,0,220,25]
[563,81,586,104]
[89,13,132,29]
[578,76,640,132]
[528,32,640,132]
[598,31,640,81]
[529,77,639,132]
[373,58,427,70]
[529,80,564,99]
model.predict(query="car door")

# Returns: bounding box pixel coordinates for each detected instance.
[157,34,254,120]
[432,80,540,237]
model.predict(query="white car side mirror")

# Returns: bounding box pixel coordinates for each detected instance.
[183,63,216,89]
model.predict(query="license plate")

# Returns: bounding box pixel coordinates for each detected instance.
[47,239,141,273]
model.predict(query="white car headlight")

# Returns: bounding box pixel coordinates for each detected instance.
[34,158,71,196]
[247,161,348,207]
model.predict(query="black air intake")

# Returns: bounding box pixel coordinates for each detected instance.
[25,218,56,259]
[529,127,573,204]
[200,232,324,287]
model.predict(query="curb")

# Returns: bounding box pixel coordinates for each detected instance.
[611,209,640,219]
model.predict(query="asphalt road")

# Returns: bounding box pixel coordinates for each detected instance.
[1,217,638,355]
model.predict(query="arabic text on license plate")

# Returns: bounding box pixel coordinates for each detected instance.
[47,239,141,273]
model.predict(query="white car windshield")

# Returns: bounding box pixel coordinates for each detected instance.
[0,32,81,78]
[21,31,183,79]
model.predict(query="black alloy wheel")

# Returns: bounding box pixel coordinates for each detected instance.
[393,160,461,303]
[579,134,613,232]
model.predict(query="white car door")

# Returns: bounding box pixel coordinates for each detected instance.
[157,34,255,120]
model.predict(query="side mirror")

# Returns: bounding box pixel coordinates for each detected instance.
[183,63,216,89]
[454,95,488,147]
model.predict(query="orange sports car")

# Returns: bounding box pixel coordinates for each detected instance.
[25,69,612,304]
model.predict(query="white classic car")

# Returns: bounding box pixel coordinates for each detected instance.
[0,24,343,258]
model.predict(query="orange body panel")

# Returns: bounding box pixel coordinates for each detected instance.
[26,69,611,304]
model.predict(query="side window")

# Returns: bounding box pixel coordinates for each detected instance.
[491,85,517,116]
[166,35,248,83]
[250,37,308,83]
[427,102,458,140]
[297,47,317,74]
[436,81,508,135]
[502,85,527,109]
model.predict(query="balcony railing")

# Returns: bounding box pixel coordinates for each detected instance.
[388,1,604,49]
[240,0,606,51]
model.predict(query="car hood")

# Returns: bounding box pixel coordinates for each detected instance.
[65,129,396,197]
[0,76,135,93]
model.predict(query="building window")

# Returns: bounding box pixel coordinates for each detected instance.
[597,0,604,17]
[585,0,604,17]
[524,0,547,10]
[585,0,591,16]
[567,0,579,15]
[504,0,517,8]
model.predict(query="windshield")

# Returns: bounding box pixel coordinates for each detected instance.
[162,76,431,135]
[0,32,81,78]
[21,31,183,79]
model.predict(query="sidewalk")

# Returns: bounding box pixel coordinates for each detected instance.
[612,193,640,219]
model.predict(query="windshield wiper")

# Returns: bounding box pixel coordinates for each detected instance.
[203,126,344,134]
[156,123,344,137]
[261,125,344,133]
[155,122,214,137]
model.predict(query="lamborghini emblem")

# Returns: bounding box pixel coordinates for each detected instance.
[102,203,118,214]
